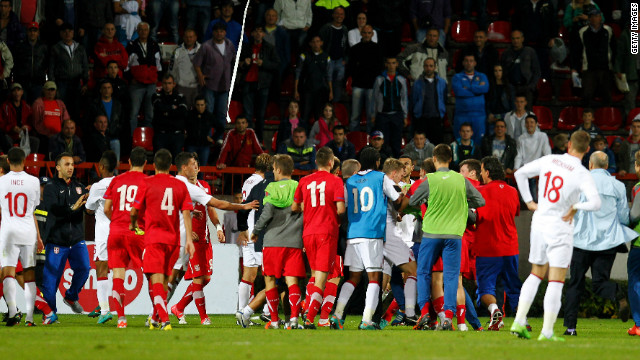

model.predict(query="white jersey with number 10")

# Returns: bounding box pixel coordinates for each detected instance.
[0,171,40,246]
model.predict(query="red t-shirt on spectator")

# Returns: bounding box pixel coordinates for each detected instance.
[244,43,262,83]
[43,100,63,134]
[474,180,520,257]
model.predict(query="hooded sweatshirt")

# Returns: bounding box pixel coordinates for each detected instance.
[514,129,552,169]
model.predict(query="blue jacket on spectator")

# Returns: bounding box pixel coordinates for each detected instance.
[204,18,248,49]
[451,70,489,114]
[411,73,447,119]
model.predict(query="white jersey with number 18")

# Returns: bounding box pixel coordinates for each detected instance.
[0,171,40,246]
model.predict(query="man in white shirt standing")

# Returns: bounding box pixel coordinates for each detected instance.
[512,130,601,341]
[0,148,44,326]
[514,114,552,202]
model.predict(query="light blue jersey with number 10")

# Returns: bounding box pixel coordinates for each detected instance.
[346,170,388,240]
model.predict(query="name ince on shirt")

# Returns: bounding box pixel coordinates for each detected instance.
[11,179,24,186]
[552,158,574,172]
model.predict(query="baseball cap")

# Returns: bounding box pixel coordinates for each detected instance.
[39,176,50,186]
[10,83,22,90]
[44,81,57,90]
[587,7,601,16]
[27,22,39,30]
[370,131,384,139]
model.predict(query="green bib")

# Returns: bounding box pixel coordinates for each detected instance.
[422,171,468,237]
[264,179,298,208]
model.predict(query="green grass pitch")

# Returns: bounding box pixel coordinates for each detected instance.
[1,315,638,359]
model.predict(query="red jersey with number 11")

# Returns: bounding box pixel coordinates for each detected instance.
[104,171,148,235]
[133,174,193,246]
[294,171,344,238]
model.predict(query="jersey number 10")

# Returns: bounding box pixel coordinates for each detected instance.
[352,186,374,213]
[4,192,27,217]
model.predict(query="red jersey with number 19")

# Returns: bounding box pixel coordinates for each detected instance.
[133,174,193,246]
[104,171,148,235]
[294,171,344,238]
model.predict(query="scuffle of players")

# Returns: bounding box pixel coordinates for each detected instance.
[1,135,639,340]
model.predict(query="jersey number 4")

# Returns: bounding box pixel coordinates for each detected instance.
[116,185,138,211]
[161,188,175,215]
[352,186,374,213]
[542,171,563,203]
[306,181,326,207]
[4,192,27,217]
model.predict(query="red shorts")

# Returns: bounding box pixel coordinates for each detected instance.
[303,234,338,273]
[143,243,178,276]
[108,232,144,269]
[329,255,343,279]
[262,247,306,278]
[431,239,469,274]
[185,242,213,280]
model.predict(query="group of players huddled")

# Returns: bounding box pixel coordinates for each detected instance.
[0,130,629,340]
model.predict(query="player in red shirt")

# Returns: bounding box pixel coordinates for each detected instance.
[292,148,345,328]
[104,147,148,329]
[130,149,195,331]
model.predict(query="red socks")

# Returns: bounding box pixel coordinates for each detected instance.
[151,282,169,323]
[176,283,194,312]
[112,278,125,318]
[420,302,431,318]
[384,299,399,321]
[288,284,301,319]
[192,283,207,321]
[320,281,338,320]
[303,277,315,313]
[456,305,466,325]
[265,287,280,323]
[35,288,52,315]
[433,296,444,314]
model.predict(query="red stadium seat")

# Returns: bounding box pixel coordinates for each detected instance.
[265,102,281,125]
[487,0,499,16]
[532,106,553,130]
[25,153,45,177]
[594,107,622,131]
[132,127,154,152]
[558,78,581,102]
[451,20,477,43]
[280,72,294,97]
[347,131,368,152]
[228,100,242,123]
[333,102,349,126]
[627,107,640,130]
[401,22,413,42]
[557,106,583,131]
[606,23,621,38]
[536,78,553,102]
[487,21,511,43]
[271,131,278,153]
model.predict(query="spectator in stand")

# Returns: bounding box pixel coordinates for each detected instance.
[11,0,45,27]
[398,28,448,84]
[584,135,616,173]
[12,22,47,103]
[451,122,481,170]
[486,64,515,133]
[185,96,214,166]
[263,9,290,99]
[148,0,179,43]
[103,60,130,128]
[217,115,264,169]
[274,0,312,55]
[347,24,383,133]
[33,81,71,150]
[240,26,279,143]
[46,0,83,39]
[347,12,377,47]
[277,126,316,170]
[276,100,300,149]
[0,83,39,153]
[563,0,603,34]
[571,8,616,107]
[456,30,499,76]
[514,114,551,201]
[410,0,451,45]
[152,74,188,159]
[49,119,86,163]
[0,0,25,50]
[615,24,640,120]
[185,0,211,39]
[126,22,161,133]
[373,57,408,157]
[49,23,88,120]
[402,131,435,171]
[309,102,338,148]
[113,0,142,46]
[319,6,348,102]
[359,130,392,168]
[572,108,602,140]
[452,54,489,144]
[326,125,356,162]
[480,119,517,175]
[79,0,113,57]
[84,115,111,163]
[194,21,236,142]
[513,0,557,78]
[0,39,12,98]
[501,30,541,109]
[294,35,333,130]
[204,1,247,48]
[253,0,275,28]
[411,57,447,145]
[367,0,403,56]
[503,94,533,141]
[617,118,640,176]
[169,28,201,108]
[552,133,569,154]
[93,23,128,81]
[87,80,124,161]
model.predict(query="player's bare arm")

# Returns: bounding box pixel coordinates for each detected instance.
[208,197,259,211]
[336,201,345,215]
[238,231,249,246]
[104,199,113,220]
[34,217,44,252]
[526,201,538,211]
[72,193,89,211]
[129,207,139,231]
[183,209,195,258]
[206,206,225,243]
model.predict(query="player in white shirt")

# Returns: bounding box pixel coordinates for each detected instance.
[511,130,601,341]
[0,148,44,326]
[85,151,117,324]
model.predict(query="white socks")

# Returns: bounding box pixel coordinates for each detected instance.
[488,303,499,314]
[241,305,255,320]
[363,282,380,323]
[404,276,417,318]
[97,278,111,315]
[542,281,564,338]
[24,281,36,323]
[3,277,17,317]
[514,274,542,327]
[334,281,356,319]
[238,281,252,310]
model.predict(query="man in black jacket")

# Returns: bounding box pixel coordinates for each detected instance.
[240,26,279,142]
[13,22,48,103]
[480,119,517,175]
[41,152,90,314]
[86,80,124,161]
[152,74,188,159]
[294,35,333,130]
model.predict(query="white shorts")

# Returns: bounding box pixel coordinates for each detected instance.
[0,242,36,268]
[344,239,384,272]
[528,219,573,268]
[384,225,414,268]
[93,239,108,262]
[173,246,190,271]
[242,244,262,268]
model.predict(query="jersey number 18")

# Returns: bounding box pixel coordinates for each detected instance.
[543,171,563,203]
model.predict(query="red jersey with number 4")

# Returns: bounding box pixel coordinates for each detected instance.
[475,180,520,257]
[294,171,344,238]
[133,174,193,246]
[104,171,148,234]
[193,180,211,243]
